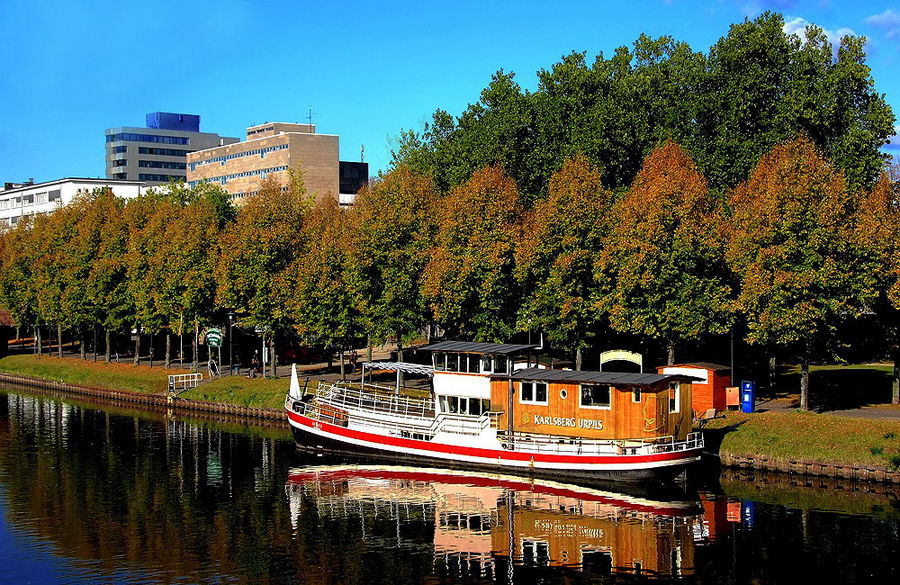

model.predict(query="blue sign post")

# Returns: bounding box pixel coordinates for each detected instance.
[741,380,756,413]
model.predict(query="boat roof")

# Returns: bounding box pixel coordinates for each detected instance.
[422,341,540,355]
[511,368,696,386]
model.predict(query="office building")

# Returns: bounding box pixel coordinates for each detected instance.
[186,122,368,205]
[105,112,239,185]
[0,178,146,228]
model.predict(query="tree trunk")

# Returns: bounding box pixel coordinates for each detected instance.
[133,326,141,367]
[149,332,154,368]
[768,353,776,392]
[575,347,583,371]
[269,337,276,378]
[193,317,199,372]
[36,324,42,357]
[80,328,87,360]
[93,327,98,362]
[892,347,900,405]
[667,340,675,366]
[57,323,63,358]
[800,352,810,411]
[339,349,346,381]
[104,329,111,363]
[397,341,405,387]
[165,333,171,370]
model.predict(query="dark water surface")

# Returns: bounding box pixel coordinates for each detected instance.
[0,387,898,584]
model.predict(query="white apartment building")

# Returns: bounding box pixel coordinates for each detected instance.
[0,178,146,228]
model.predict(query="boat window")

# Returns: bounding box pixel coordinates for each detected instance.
[439,396,449,413]
[446,353,460,372]
[669,381,680,413]
[520,381,548,405]
[581,549,613,575]
[522,540,550,566]
[494,355,508,374]
[633,388,641,403]
[450,396,460,413]
[481,355,492,372]
[467,354,480,373]
[580,385,611,409]
[434,352,446,371]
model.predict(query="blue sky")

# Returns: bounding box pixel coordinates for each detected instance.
[1,0,898,184]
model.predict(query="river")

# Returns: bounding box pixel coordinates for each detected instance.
[0,386,897,584]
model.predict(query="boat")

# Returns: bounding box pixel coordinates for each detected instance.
[285,463,703,576]
[284,341,704,482]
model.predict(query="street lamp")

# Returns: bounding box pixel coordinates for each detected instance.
[227,312,235,376]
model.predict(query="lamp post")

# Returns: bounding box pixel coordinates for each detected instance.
[227,312,235,376]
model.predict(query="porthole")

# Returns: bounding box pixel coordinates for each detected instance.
[560,389,568,399]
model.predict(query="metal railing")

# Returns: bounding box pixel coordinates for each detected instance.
[500,431,704,457]
[168,373,203,394]
[314,381,435,419]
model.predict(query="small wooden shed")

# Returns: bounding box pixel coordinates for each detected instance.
[657,362,731,414]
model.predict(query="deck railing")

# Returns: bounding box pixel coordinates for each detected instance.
[314,381,435,419]
[500,431,704,456]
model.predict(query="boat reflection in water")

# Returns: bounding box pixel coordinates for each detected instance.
[286,465,703,580]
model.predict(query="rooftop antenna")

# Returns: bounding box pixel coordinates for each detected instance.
[306,106,317,129]
[361,144,365,163]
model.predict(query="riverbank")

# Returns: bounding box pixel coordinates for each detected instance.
[0,354,292,410]
[703,409,900,479]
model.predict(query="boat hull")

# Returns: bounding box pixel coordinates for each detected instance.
[286,409,702,484]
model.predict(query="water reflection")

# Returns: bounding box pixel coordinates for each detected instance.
[286,465,704,580]
[2,387,899,584]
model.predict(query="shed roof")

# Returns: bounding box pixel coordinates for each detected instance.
[511,368,697,386]
[423,341,540,355]
[665,362,731,372]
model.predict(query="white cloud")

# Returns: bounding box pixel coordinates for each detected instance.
[885,126,900,150]
[782,16,856,53]
[866,9,900,39]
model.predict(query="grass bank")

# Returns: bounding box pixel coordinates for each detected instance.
[0,354,289,410]
[0,354,169,394]
[704,410,900,470]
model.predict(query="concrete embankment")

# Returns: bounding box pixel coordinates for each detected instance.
[0,371,289,428]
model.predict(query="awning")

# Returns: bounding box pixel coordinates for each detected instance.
[361,361,435,377]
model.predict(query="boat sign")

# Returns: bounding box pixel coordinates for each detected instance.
[206,328,223,348]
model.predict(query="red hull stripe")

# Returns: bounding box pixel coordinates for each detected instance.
[286,410,699,466]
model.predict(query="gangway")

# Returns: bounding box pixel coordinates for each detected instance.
[168,373,203,395]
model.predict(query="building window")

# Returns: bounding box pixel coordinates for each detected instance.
[138,147,189,157]
[113,145,127,154]
[22,194,34,205]
[669,382,680,413]
[520,381,548,405]
[139,160,186,170]
[113,159,127,166]
[580,385,611,409]
[48,190,61,202]
[36,192,48,204]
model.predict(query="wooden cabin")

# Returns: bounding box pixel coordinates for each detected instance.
[426,341,694,442]
[494,369,694,442]
[658,362,730,414]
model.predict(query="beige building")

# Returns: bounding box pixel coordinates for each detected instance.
[186,122,341,202]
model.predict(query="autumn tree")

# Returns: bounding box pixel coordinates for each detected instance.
[726,136,865,410]
[292,198,363,378]
[216,171,310,377]
[347,165,438,359]
[515,155,613,367]
[854,172,900,404]
[422,166,523,341]
[600,140,732,365]
[0,217,38,348]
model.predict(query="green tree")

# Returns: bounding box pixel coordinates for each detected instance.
[515,155,613,367]
[422,166,523,341]
[347,165,437,356]
[600,140,732,365]
[725,136,865,410]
